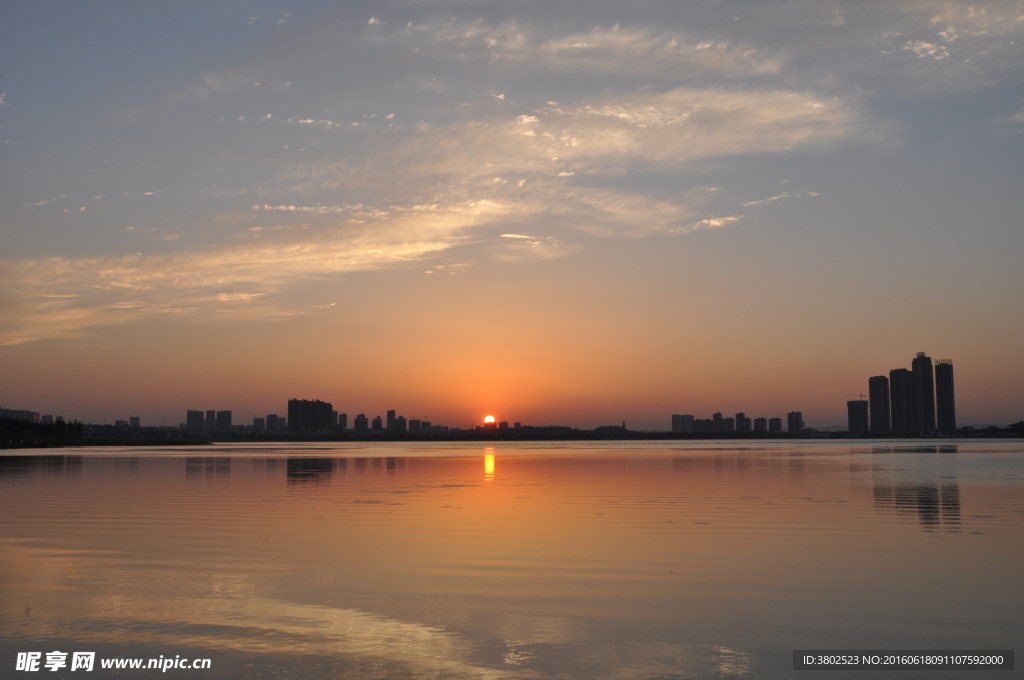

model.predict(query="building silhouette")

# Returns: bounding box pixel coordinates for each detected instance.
[753,417,767,433]
[205,409,216,432]
[889,368,915,434]
[287,399,333,433]
[371,416,383,432]
[216,410,232,432]
[768,417,782,434]
[671,414,694,433]
[735,412,751,434]
[868,375,890,434]
[912,352,936,433]
[354,414,369,433]
[935,359,956,433]
[186,410,205,432]
[847,400,869,435]
[787,411,803,435]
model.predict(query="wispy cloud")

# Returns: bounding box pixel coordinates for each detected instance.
[0,201,509,345]
[399,21,784,78]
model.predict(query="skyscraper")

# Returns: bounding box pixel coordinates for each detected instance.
[287,399,333,433]
[671,414,694,433]
[847,400,869,435]
[889,368,915,434]
[935,359,956,433]
[205,409,216,433]
[868,375,891,434]
[186,410,205,432]
[787,411,803,435]
[912,352,936,433]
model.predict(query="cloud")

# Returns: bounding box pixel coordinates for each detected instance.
[742,190,820,207]
[0,201,510,345]
[683,214,747,231]
[399,21,784,78]
[905,40,950,60]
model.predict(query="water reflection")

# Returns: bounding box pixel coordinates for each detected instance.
[286,457,333,484]
[870,446,962,529]
[484,449,495,481]
[0,455,82,478]
[184,456,231,479]
[0,443,1021,680]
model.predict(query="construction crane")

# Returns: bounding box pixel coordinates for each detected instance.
[846,393,867,400]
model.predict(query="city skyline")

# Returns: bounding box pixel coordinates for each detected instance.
[0,348,1018,431]
[2,2,1023,430]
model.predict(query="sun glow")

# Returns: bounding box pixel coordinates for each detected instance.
[483,415,496,424]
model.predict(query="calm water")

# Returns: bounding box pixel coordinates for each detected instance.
[1,441,1021,679]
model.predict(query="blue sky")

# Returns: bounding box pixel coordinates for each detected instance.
[1,0,1022,427]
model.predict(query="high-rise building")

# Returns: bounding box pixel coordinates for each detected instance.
[409,419,421,433]
[912,352,936,433]
[868,375,891,434]
[216,410,232,432]
[712,412,724,434]
[396,415,407,434]
[205,409,216,432]
[288,399,333,433]
[735,412,752,434]
[768,417,782,434]
[129,416,140,429]
[354,414,369,433]
[186,410,205,432]
[787,411,804,435]
[386,410,397,433]
[753,417,768,434]
[371,416,383,432]
[671,414,694,433]
[889,368,915,434]
[935,359,956,433]
[253,417,266,433]
[847,400,869,435]
[338,413,348,432]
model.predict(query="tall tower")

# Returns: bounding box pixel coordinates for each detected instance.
[868,375,890,434]
[787,411,804,435]
[935,359,956,433]
[889,368,915,434]
[847,400,869,435]
[912,352,936,433]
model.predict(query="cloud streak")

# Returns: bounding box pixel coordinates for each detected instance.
[0,200,509,345]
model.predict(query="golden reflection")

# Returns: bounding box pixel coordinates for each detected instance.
[484,449,495,481]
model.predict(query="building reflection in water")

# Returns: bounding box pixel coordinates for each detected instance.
[0,455,83,478]
[871,446,960,529]
[286,457,334,484]
[185,457,231,479]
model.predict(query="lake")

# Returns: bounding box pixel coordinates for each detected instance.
[1,441,1021,679]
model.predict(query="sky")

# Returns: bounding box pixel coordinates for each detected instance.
[1,0,1023,430]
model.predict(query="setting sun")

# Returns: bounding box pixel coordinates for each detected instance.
[483,415,496,424]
